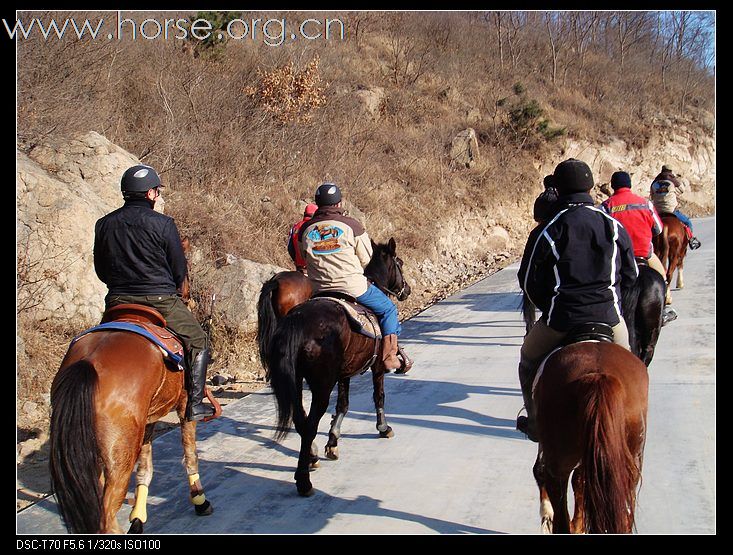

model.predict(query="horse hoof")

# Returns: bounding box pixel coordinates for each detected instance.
[309,459,320,470]
[379,427,394,438]
[297,483,315,497]
[195,500,214,516]
[325,446,339,460]
[128,518,144,534]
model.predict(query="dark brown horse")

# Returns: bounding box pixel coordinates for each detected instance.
[653,214,688,293]
[268,239,410,496]
[622,263,666,366]
[48,303,220,533]
[532,341,648,533]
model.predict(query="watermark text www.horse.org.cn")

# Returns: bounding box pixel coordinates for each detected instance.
[4,11,346,46]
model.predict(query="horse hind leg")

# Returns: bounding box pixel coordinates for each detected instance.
[545,471,571,533]
[570,467,586,533]
[533,452,554,533]
[128,424,156,534]
[676,256,685,289]
[325,379,350,460]
[294,390,330,497]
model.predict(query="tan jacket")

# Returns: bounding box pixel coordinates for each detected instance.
[650,171,685,214]
[299,206,373,297]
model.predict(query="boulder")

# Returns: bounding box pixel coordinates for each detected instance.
[354,87,385,120]
[16,134,146,325]
[449,128,480,169]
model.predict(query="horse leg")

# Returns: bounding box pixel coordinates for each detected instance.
[373,365,394,438]
[98,428,141,534]
[533,450,554,533]
[570,466,586,533]
[177,408,213,516]
[325,378,350,460]
[294,390,330,497]
[545,471,571,534]
[676,255,685,290]
[127,424,156,534]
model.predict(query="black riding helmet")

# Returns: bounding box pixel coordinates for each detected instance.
[314,183,342,206]
[121,165,162,193]
[553,158,594,195]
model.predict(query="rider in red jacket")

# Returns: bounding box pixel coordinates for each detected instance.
[287,203,318,273]
[601,171,670,304]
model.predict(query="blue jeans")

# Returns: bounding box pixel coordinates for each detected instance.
[356,284,401,336]
[674,210,693,232]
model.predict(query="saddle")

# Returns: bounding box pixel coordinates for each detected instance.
[312,292,382,339]
[532,322,615,396]
[562,322,615,345]
[71,304,185,370]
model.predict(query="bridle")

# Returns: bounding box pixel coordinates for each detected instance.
[376,256,406,299]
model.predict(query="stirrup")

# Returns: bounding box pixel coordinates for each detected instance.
[662,307,678,327]
[689,237,701,250]
[186,402,215,422]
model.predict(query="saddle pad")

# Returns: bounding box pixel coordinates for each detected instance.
[318,297,382,339]
[531,341,602,398]
[71,322,184,368]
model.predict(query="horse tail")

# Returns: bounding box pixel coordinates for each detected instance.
[49,360,103,534]
[577,373,639,533]
[269,311,307,442]
[257,276,281,378]
[659,224,670,275]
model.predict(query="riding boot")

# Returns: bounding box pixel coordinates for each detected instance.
[381,334,401,372]
[516,363,539,442]
[394,344,414,374]
[185,349,216,422]
[689,236,701,250]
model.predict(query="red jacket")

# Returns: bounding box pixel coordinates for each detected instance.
[288,217,312,269]
[601,188,663,258]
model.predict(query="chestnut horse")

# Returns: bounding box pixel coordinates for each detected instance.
[48,302,219,534]
[256,271,312,377]
[532,341,648,533]
[268,239,410,496]
[653,214,688,293]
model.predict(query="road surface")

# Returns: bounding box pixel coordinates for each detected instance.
[17,217,715,535]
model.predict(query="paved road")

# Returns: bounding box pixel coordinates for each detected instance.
[17,217,715,535]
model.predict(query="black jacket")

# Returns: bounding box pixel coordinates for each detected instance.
[94,199,188,296]
[518,192,638,331]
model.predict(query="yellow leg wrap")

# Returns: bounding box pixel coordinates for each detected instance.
[188,473,206,505]
[129,484,149,523]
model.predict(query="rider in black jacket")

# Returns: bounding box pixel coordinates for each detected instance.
[516,159,638,442]
[94,165,215,422]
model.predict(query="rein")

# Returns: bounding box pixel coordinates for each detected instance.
[369,257,406,299]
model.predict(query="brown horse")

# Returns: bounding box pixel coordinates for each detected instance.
[532,341,649,533]
[269,239,410,496]
[257,271,312,377]
[48,304,220,534]
[653,214,688,293]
